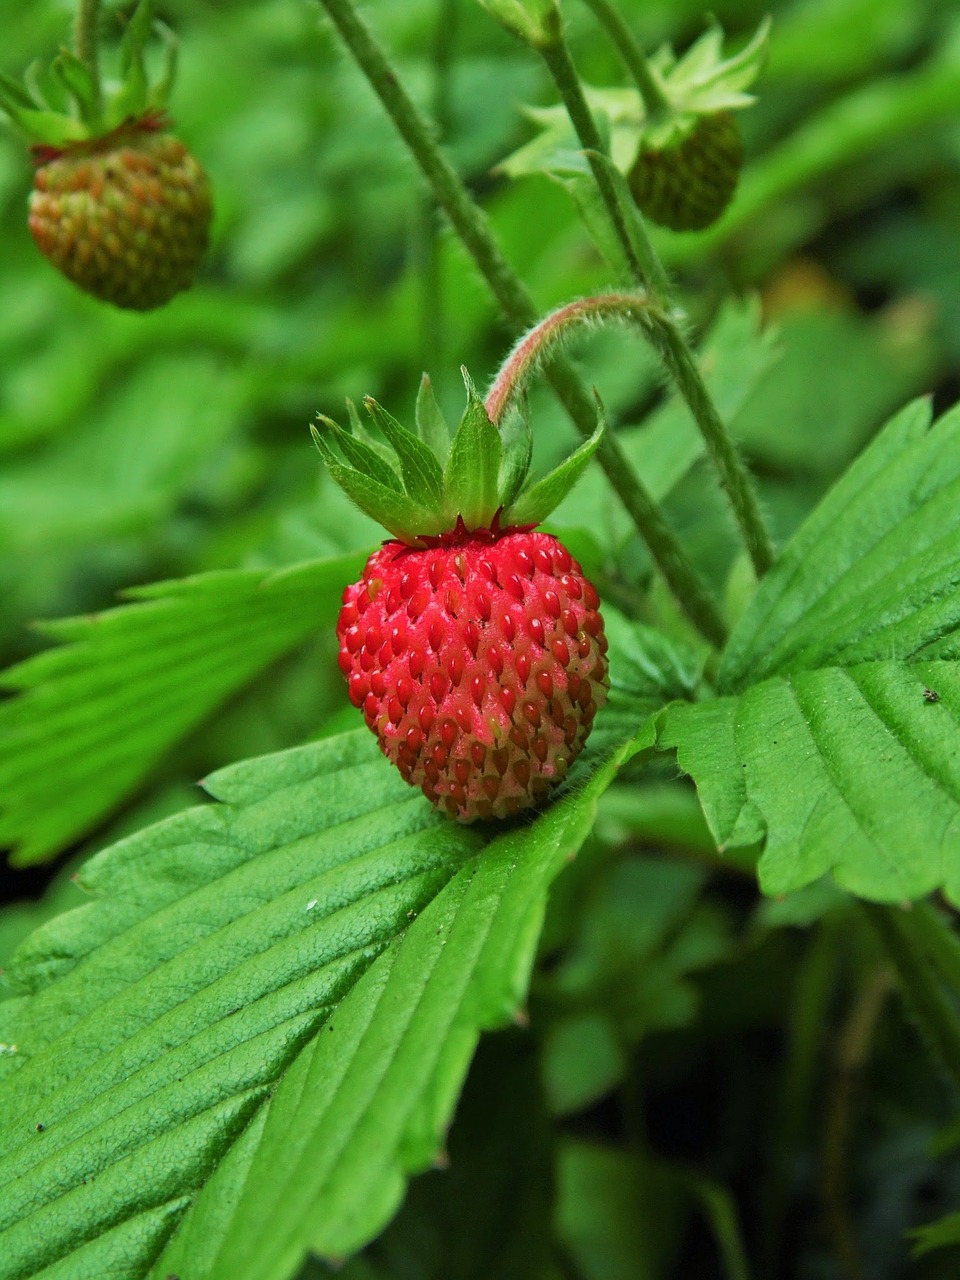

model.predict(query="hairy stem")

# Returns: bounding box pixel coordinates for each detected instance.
[315,0,728,648]
[485,291,656,424]
[415,0,460,396]
[579,0,670,118]
[538,28,776,577]
[863,902,960,1089]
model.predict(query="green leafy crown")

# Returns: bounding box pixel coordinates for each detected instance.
[0,0,177,148]
[311,369,603,547]
[500,17,770,181]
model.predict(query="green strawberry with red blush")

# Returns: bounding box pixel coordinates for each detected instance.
[317,373,608,822]
[0,0,211,310]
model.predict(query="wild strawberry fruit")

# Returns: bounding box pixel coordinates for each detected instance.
[628,111,742,233]
[317,374,608,822]
[29,114,212,310]
[0,0,212,310]
[499,18,768,234]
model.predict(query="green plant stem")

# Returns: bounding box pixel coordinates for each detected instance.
[821,964,891,1280]
[314,0,728,650]
[862,902,960,1090]
[415,0,460,397]
[763,919,838,1275]
[578,0,669,118]
[485,292,657,424]
[74,0,102,110]
[539,35,670,298]
[658,325,775,575]
[538,31,776,577]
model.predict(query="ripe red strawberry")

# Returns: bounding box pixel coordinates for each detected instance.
[316,374,608,821]
[0,0,212,310]
[337,523,608,821]
[29,114,212,311]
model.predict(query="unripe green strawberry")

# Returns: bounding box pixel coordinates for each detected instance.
[337,523,608,821]
[628,111,742,233]
[29,114,212,310]
[499,18,769,236]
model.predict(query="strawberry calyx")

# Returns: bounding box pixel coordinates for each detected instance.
[413,511,537,550]
[312,369,604,548]
[29,108,170,167]
[0,1,178,151]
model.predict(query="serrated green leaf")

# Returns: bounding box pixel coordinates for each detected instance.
[151,731,651,1278]
[443,373,502,528]
[0,554,366,866]
[363,397,444,508]
[504,414,603,527]
[313,417,402,493]
[0,695,651,1279]
[661,657,960,903]
[656,397,960,905]
[414,374,451,465]
[719,398,960,691]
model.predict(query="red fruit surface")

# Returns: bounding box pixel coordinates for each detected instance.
[28,119,212,310]
[337,526,609,821]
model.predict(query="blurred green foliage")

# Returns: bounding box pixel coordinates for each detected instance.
[3,0,960,1276]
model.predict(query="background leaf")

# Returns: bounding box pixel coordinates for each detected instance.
[0,553,366,865]
[659,398,960,902]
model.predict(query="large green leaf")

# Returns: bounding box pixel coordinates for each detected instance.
[659,398,960,903]
[0,611,673,1279]
[0,553,366,865]
[719,398,960,690]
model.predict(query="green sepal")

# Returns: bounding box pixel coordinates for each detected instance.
[0,0,181,148]
[443,369,503,528]
[498,399,533,509]
[0,71,39,113]
[504,402,605,527]
[0,99,85,144]
[363,396,445,509]
[51,49,99,125]
[310,426,438,543]
[313,416,402,494]
[145,20,178,111]
[344,398,402,471]
[499,17,769,183]
[414,373,451,464]
[119,0,154,79]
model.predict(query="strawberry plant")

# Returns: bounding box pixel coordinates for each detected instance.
[2,1,960,1278]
